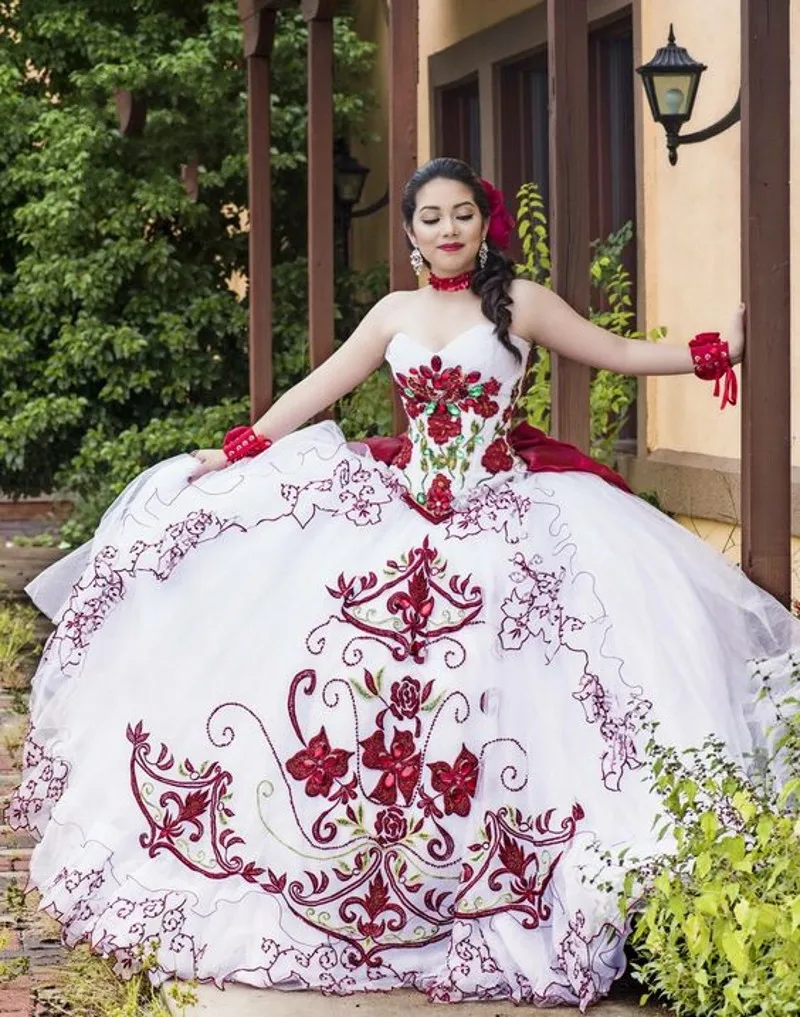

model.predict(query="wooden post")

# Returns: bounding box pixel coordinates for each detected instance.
[238,1,277,421]
[547,0,591,452]
[740,0,791,604]
[303,1,337,383]
[388,0,418,432]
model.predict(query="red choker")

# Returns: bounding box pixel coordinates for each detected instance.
[429,270,474,293]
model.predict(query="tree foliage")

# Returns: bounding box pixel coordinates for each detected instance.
[0,1,377,519]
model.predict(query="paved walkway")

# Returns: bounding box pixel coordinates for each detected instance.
[163,984,658,1017]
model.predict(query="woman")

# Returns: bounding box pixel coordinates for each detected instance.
[9,158,797,1010]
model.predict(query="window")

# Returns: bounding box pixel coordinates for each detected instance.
[437,77,481,171]
[498,13,638,440]
[499,52,549,239]
[589,19,636,280]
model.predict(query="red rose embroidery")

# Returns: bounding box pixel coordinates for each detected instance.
[375,807,408,845]
[424,474,453,519]
[361,729,421,806]
[389,677,422,719]
[393,433,413,469]
[428,744,479,817]
[286,727,352,798]
[395,360,503,432]
[481,437,515,474]
[427,406,462,445]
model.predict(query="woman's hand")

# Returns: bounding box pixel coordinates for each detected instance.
[727,303,746,365]
[188,448,229,481]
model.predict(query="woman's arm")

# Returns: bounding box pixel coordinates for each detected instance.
[250,290,404,439]
[511,279,744,376]
[189,291,405,479]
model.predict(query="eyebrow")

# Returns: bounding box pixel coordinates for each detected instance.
[419,201,476,213]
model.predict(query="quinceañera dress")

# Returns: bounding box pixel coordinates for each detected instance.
[9,324,798,1010]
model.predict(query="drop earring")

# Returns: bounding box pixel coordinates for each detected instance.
[478,239,489,269]
[409,246,424,277]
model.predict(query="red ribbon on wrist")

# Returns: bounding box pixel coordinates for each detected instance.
[223,425,272,463]
[689,332,738,409]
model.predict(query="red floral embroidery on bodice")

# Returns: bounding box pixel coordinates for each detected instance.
[387,328,527,518]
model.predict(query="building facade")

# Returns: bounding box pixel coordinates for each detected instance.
[350,0,800,598]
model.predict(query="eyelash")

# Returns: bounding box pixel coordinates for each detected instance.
[421,215,475,226]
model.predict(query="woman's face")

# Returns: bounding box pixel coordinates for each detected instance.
[407,177,486,278]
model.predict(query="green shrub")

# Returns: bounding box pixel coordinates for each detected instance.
[617,653,800,1016]
[515,182,666,463]
[0,601,41,689]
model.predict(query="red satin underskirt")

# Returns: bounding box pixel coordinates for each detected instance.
[362,421,631,502]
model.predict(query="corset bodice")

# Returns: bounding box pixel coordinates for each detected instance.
[385,324,528,520]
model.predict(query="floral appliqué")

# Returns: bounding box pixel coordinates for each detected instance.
[393,355,516,519]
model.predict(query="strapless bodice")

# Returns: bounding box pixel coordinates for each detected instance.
[385,324,528,519]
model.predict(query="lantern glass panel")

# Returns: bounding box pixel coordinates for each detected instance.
[652,73,695,117]
[335,172,363,205]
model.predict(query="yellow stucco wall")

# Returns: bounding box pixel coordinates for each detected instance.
[418,0,536,164]
[356,0,798,470]
[639,2,800,468]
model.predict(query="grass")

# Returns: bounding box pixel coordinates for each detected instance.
[0,600,41,690]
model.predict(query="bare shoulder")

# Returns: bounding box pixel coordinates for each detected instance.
[509,278,551,342]
[509,277,548,308]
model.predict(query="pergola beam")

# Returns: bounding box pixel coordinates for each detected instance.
[238,0,277,421]
[388,0,418,431]
[547,0,591,453]
[303,0,336,382]
[740,0,792,604]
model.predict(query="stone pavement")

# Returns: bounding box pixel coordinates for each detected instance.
[163,983,663,1017]
[0,528,66,1016]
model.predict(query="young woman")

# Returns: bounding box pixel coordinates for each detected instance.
[10,158,797,1010]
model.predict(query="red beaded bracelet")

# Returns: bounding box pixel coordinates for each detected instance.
[222,425,272,463]
[689,332,738,409]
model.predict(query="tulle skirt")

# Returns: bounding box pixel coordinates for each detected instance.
[8,421,797,1009]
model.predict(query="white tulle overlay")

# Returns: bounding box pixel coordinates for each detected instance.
[9,327,799,1010]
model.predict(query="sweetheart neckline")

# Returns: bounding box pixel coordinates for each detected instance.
[387,323,526,359]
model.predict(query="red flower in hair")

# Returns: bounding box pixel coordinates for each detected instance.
[479,178,515,251]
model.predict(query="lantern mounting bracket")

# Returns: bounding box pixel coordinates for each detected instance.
[666,93,741,165]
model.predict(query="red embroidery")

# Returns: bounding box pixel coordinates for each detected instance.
[320,537,483,664]
[389,677,423,720]
[481,437,515,474]
[286,728,353,798]
[455,804,584,928]
[374,807,408,845]
[392,433,413,469]
[395,359,502,425]
[427,406,462,445]
[360,729,421,806]
[424,473,454,517]
[428,745,479,817]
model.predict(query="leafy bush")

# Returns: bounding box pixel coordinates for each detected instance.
[617,651,800,1016]
[514,182,665,462]
[0,2,376,499]
[0,601,41,689]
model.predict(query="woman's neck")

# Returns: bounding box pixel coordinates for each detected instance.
[429,269,475,293]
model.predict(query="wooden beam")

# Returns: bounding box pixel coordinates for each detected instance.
[303,3,336,382]
[239,5,276,421]
[388,0,418,432]
[740,0,791,604]
[114,89,147,136]
[547,0,591,453]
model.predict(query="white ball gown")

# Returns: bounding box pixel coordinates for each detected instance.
[8,324,798,1010]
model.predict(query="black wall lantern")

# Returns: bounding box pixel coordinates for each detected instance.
[637,25,741,166]
[334,138,389,267]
